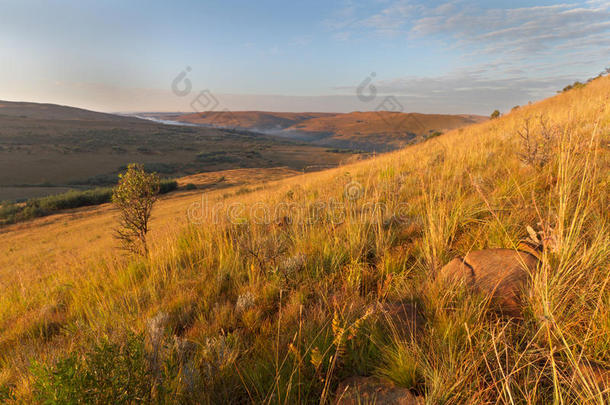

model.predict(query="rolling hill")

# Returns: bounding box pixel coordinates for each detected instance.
[157,110,487,151]
[0,76,607,403]
[172,111,335,131]
[0,101,142,122]
[282,111,486,149]
[0,101,354,201]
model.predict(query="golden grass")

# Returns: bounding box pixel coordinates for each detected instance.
[0,76,608,403]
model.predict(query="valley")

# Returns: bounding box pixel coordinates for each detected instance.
[144,110,487,151]
[0,102,354,201]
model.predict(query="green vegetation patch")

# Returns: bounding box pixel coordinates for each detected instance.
[0,179,177,225]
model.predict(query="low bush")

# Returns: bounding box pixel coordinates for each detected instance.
[159,179,179,194]
[560,81,586,93]
[31,333,179,404]
[0,179,177,226]
[36,188,113,212]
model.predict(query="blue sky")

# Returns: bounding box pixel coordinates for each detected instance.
[1,0,608,114]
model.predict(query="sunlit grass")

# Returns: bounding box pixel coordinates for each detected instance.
[0,76,608,403]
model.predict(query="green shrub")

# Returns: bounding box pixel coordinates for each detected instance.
[0,384,15,402]
[36,188,113,212]
[0,179,177,226]
[0,202,21,224]
[31,333,177,404]
[159,179,179,194]
[113,164,161,255]
[426,131,442,139]
[560,81,586,92]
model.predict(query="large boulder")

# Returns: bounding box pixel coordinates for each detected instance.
[438,249,539,316]
[334,376,422,405]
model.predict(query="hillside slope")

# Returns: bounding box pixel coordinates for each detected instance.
[0,77,608,403]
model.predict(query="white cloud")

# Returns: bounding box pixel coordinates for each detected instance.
[322,1,609,112]
[331,59,602,114]
[360,1,610,58]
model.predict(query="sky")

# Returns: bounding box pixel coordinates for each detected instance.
[1,0,608,114]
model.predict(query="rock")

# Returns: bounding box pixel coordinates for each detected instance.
[334,376,422,405]
[438,249,539,316]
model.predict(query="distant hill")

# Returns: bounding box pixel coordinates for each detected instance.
[0,101,353,201]
[0,100,485,201]
[283,111,487,150]
[0,101,138,122]
[162,110,487,151]
[175,111,334,132]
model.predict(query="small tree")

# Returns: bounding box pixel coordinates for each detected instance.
[112,164,160,255]
[490,109,501,119]
[517,116,557,168]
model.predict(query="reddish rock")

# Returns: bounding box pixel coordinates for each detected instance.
[438,249,539,316]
